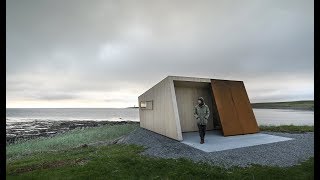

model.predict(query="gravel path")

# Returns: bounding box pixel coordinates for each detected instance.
[119,128,314,168]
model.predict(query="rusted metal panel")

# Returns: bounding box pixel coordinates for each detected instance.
[211,79,259,136]
[210,80,244,136]
[229,81,259,134]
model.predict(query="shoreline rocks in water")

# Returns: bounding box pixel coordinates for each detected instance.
[6,120,139,144]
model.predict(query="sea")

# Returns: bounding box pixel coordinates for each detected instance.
[6,108,314,126]
[6,108,140,124]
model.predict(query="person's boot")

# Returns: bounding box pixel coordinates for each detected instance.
[200,139,204,144]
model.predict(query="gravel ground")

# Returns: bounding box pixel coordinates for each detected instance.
[119,127,314,168]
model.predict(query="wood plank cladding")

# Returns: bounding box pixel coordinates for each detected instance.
[210,79,259,136]
[138,77,183,141]
[174,81,214,132]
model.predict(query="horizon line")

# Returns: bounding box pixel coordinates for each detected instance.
[6,99,314,109]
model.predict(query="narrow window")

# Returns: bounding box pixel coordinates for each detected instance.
[140,100,153,110]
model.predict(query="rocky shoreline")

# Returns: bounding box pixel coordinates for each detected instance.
[6,120,139,144]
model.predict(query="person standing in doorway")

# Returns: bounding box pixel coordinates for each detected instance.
[194,97,210,144]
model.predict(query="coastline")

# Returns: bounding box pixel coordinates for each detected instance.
[6,120,139,144]
[252,107,314,111]
[251,100,314,111]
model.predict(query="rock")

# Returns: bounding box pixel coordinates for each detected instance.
[6,120,140,144]
[80,144,88,148]
[6,134,17,138]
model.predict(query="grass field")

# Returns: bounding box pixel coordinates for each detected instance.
[259,125,314,133]
[6,124,314,179]
[251,100,314,111]
[6,144,314,180]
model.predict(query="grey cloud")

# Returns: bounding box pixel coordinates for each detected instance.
[34,94,79,101]
[104,98,131,102]
[6,0,314,107]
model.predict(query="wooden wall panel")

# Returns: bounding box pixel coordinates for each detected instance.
[138,77,182,141]
[169,79,183,140]
[174,81,214,132]
[175,86,194,132]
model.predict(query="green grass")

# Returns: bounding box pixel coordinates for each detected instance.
[7,123,138,159]
[6,124,314,179]
[251,100,314,111]
[6,145,314,179]
[259,125,314,133]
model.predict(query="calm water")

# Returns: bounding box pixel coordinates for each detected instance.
[253,109,314,126]
[6,108,313,126]
[6,108,140,124]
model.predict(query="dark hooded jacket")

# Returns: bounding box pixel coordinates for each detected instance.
[194,97,210,125]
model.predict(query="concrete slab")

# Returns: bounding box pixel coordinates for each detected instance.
[181,130,293,152]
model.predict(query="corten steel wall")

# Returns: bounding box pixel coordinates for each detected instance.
[210,79,259,136]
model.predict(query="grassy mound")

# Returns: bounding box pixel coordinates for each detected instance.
[7,123,138,159]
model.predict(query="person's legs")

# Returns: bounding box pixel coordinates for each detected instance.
[202,125,206,142]
[198,123,204,143]
[197,123,202,139]
[200,126,204,141]
[199,125,205,143]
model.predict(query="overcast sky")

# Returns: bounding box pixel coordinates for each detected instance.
[6,0,314,108]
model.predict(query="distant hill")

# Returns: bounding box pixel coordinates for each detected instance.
[128,100,314,111]
[251,100,314,111]
[127,106,139,109]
